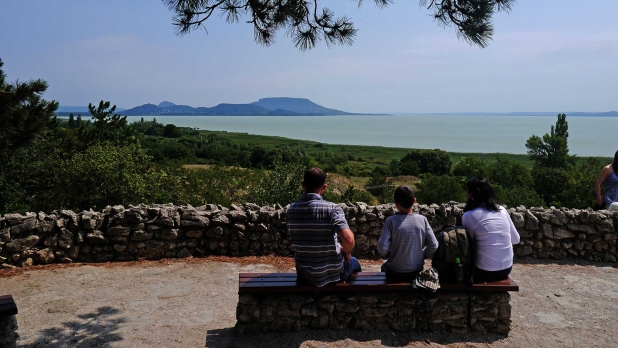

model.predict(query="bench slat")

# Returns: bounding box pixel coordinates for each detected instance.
[0,295,13,301]
[0,298,15,306]
[239,275,390,284]
[239,272,385,278]
[0,303,18,317]
[238,272,519,294]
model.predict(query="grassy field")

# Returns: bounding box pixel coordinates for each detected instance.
[198,130,545,167]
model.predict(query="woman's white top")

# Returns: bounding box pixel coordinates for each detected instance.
[462,206,521,272]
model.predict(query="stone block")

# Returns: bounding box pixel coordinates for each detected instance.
[525,211,539,230]
[5,235,40,251]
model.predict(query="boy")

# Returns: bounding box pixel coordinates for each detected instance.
[377,186,439,280]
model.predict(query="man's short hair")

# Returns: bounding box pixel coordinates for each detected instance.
[303,167,327,192]
[394,186,415,208]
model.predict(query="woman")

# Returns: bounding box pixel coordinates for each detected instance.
[595,150,618,210]
[462,177,520,282]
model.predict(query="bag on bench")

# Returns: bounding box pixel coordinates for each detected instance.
[432,226,474,284]
[412,267,440,292]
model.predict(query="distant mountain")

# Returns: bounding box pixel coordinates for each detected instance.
[119,98,375,116]
[251,97,353,115]
[158,101,176,108]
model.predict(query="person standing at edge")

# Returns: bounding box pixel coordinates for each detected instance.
[287,167,362,287]
[595,150,618,211]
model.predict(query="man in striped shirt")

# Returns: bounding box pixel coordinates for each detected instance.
[287,168,362,287]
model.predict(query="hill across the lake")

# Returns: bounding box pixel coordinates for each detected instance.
[116,97,385,116]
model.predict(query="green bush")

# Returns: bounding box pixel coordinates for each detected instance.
[400,149,452,176]
[416,175,466,205]
[56,144,152,210]
[245,164,305,205]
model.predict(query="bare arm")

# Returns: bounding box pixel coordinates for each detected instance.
[424,222,439,259]
[376,218,391,258]
[596,166,611,205]
[505,209,520,245]
[338,228,355,261]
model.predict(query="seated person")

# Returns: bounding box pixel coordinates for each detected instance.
[287,167,362,287]
[462,177,520,282]
[377,186,438,281]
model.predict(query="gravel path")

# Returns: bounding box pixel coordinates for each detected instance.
[1,257,617,347]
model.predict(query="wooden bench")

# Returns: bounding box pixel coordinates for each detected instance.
[236,272,518,334]
[0,295,18,348]
[0,295,18,317]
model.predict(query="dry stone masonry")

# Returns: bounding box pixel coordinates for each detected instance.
[235,291,511,334]
[1,202,617,268]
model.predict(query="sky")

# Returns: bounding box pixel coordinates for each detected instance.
[1,0,617,113]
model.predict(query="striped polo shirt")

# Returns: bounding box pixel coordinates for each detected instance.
[287,193,349,287]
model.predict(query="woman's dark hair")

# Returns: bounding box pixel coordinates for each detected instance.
[463,177,500,212]
[613,150,618,173]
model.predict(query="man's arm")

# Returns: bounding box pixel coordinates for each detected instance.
[376,219,391,258]
[423,219,438,258]
[332,206,353,261]
[338,228,355,261]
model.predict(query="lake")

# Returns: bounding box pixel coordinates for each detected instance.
[124,115,616,157]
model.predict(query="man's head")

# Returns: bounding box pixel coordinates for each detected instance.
[302,167,327,194]
[394,186,416,213]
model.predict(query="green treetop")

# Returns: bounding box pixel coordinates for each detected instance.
[0,58,58,157]
[525,114,575,169]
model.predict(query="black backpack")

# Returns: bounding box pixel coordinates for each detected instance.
[431,226,475,284]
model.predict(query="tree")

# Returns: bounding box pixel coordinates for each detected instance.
[525,114,575,169]
[76,115,82,128]
[68,113,76,128]
[416,174,466,204]
[400,149,452,176]
[78,101,136,147]
[163,123,182,138]
[164,0,516,50]
[0,58,58,157]
[452,156,489,178]
[246,164,305,205]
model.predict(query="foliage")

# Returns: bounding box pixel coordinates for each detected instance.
[78,101,136,147]
[525,114,575,169]
[164,0,515,50]
[452,156,489,178]
[245,164,305,206]
[416,174,466,205]
[0,58,58,157]
[365,167,394,203]
[163,123,182,138]
[399,149,452,176]
[55,144,152,211]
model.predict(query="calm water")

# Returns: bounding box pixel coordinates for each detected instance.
[125,115,615,157]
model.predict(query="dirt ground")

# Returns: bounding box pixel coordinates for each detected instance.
[1,257,617,348]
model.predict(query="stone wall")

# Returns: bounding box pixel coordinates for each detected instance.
[1,202,617,268]
[235,291,511,334]
[0,315,18,348]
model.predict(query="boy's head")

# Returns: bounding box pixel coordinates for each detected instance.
[394,186,416,212]
[302,167,327,194]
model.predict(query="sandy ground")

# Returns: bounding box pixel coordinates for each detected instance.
[1,257,617,348]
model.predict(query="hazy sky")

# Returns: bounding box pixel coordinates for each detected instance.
[1,0,617,113]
